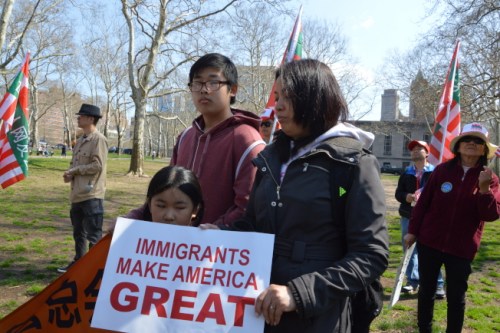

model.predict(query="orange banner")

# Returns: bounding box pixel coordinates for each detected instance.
[0,234,116,333]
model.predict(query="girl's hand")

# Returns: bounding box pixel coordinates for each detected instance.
[198,223,220,230]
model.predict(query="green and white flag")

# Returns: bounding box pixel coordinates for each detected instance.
[0,53,30,189]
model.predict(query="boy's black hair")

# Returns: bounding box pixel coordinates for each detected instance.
[189,53,238,104]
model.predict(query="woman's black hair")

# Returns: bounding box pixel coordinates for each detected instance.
[274,59,349,161]
[451,138,489,166]
[143,166,204,226]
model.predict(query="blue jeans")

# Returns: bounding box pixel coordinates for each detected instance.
[401,217,444,288]
[70,199,104,260]
[417,243,471,333]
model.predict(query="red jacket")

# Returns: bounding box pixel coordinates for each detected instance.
[171,108,265,226]
[409,159,500,260]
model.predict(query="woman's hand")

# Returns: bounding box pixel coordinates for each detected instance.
[255,284,296,326]
[404,233,416,250]
[478,167,493,194]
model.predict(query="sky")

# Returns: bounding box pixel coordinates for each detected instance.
[297,0,436,120]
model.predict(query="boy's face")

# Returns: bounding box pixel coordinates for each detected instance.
[190,67,236,116]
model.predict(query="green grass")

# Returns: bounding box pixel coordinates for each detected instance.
[0,156,165,320]
[0,157,498,332]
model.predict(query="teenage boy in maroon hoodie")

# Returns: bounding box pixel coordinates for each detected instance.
[171,53,265,227]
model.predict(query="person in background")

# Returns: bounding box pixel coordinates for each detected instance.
[405,123,500,333]
[259,108,280,144]
[59,104,108,273]
[201,59,389,332]
[126,166,203,225]
[171,53,265,227]
[395,140,445,298]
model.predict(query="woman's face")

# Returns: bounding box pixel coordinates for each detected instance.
[149,187,198,226]
[457,136,486,162]
[274,78,309,140]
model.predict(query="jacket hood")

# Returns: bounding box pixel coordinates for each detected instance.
[193,108,261,133]
[293,122,374,158]
[280,122,374,171]
[319,122,375,149]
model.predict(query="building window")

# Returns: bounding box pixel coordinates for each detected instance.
[423,133,430,143]
[384,134,392,155]
[403,133,411,156]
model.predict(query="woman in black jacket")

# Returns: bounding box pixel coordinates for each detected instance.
[202,59,389,332]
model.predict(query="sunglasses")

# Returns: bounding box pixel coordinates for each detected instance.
[261,122,272,128]
[459,136,485,145]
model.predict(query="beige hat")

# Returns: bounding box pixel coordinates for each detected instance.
[449,122,498,159]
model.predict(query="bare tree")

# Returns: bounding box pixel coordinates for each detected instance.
[120,0,243,176]
[0,0,65,73]
[226,3,288,114]
[16,0,74,150]
[302,18,376,120]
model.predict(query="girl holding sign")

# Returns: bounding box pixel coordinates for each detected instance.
[126,166,204,226]
[201,59,389,332]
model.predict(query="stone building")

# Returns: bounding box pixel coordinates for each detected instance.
[355,75,433,170]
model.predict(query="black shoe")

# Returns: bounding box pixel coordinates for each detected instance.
[57,261,75,273]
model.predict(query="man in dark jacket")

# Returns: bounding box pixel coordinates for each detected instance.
[395,140,444,298]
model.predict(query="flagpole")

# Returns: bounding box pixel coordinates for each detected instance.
[268,117,278,143]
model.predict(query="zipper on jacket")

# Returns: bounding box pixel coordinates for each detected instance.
[260,153,281,202]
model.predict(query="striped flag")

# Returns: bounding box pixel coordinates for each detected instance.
[0,53,30,189]
[264,6,303,110]
[428,41,461,166]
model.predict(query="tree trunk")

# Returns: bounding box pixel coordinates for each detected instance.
[30,85,39,154]
[128,100,146,176]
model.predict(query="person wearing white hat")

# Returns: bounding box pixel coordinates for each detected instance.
[405,122,500,333]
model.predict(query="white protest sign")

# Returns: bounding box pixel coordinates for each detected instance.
[388,243,416,309]
[92,217,274,333]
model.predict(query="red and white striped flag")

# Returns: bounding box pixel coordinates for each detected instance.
[263,6,303,143]
[0,53,30,189]
[264,5,303,110]
[428,41,461,166]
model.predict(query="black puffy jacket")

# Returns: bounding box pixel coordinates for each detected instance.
[232,136,389,333]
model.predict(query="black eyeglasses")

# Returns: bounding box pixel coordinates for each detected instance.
[188,80,230,92]
[261,122,272,128]
[460,136,485,145]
